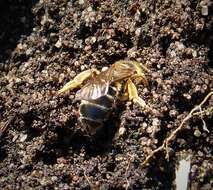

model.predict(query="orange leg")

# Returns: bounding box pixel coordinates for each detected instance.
[58,69,100,94]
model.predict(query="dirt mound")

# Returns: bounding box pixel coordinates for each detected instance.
[0,0,212,189]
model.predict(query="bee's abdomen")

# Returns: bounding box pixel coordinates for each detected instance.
[79,93,115,135]
[80,101,110,121]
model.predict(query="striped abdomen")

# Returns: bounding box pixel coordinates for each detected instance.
[79,87,116,135]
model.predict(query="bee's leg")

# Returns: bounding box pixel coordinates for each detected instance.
[58,69,100,94]
[133,74,149,86]
[126,79,147,107]
[127,79,161,116]
[114,82,128,101]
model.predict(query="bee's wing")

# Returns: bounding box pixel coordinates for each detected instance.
[75,61,140,100]
[76,78,109,100]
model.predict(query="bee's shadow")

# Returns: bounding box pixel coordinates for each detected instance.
[34,121,118,165]
[60,121,118,157]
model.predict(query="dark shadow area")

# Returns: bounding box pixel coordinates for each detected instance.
[113,30,134,48]
[207,43,213,70]
[0,145,7,162]
[186,25,213,69]
[146,157,175,190]
[159,35,172,56]
[0,0,37,63]
[33,107,123,165]
[137,33,152,48]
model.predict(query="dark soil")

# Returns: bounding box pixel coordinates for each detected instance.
[0,0,213,189]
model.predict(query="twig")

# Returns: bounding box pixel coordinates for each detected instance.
[141,91,213,166]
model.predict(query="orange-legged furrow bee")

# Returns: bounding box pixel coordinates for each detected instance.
[58,60,149,136]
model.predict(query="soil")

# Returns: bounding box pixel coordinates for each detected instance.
[0,0,213,189]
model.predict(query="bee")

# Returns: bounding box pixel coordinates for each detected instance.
[58,60,149,136]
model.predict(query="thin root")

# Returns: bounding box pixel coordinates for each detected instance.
[141,91,213,167]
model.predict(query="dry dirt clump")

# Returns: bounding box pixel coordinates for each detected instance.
[0,0,213,189]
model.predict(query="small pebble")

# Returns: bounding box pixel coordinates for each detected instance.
[79,0,85,5]
[19,134,28,142]
[135,28,141,37]
[201,6,208,16]
[91,36,96,43]
[51,176,58,182]
[169,109,178,118]
[152,118,160,127]
[118,127,126,136]
[55,39,62,48]
[146,127,153,134]
[194,129,201,137]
